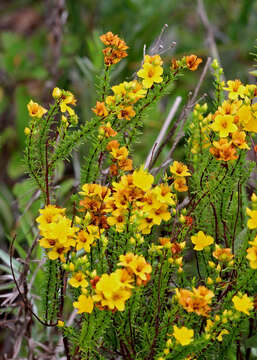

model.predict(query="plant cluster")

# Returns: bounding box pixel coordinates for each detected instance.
[11,31,257,359]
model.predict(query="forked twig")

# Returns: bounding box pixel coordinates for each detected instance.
[152,57,212,177]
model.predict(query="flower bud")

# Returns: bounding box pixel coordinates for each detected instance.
[24,127,31,135]
[52,87,62,99]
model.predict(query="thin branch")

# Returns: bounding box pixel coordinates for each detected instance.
[152,57,212,177]
[10,235,57,327]
[197,0,225,82]
[144,96,182,169]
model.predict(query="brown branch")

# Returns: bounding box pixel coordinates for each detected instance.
[10,234,57,327]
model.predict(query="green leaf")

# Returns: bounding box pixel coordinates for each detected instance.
[245,334,257,348]
[0,249,20,272]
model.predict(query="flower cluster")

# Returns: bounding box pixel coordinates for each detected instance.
[72,253,152,313]
[209,80,256,161]
[106,140,133,175]
[149,237,185,272]
[92,79,146,123]
[29,31,257,359]
[176,286,214,317]
[171,54,202,72]
[100,31,128,66]
[26,88,78,137]
[169,161,191,192]
[36,205,78,262]
[246,195,257,269]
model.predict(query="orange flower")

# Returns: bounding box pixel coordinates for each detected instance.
[100,32,128,51]
[186,55,202,71]
[99,122,117,137]
[106,140,120,151]
[176,286,214,317]
[109,163,119,176]
[118,106,136,120]
[92,101,108,117]
[232,131,250,150]
[171,58,179,71]
[210,139,238,161]
[213,245,233,263]
[173,177,188,192]
[118,158,133,171]
[100,32,128,66]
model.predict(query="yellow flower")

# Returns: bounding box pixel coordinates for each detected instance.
[43,217,77,246]
[76,229,96,252]
[242,108,257,133]
[141,191,161,212]
[223,80,245,100]
[138,216,154,234]
[231,131,250,150]
[217,100,241,116]
[59,91,76,115]
[47,244,69,262]
[57,320,64,327]
[191,231,214,251]
[107,208,127,232]
[24,127,31,135]
[132,166,154,191]
[246,208,257,229]
[148,204,171,225]
[144,54,163,66]
[170,161,191,177]
[232,294,253,315]
[93,272,131,311]
[173,325,194,346]
[211,114,237,138]
[69,271,88,288]
[237,105,252,127]
[39,237,58,249]
[36,205,66,230]
[217,329,229,342]
[152,184,176,206]
[27,100,47,118]
[137,63,163,88]
[73,294,94,314]
[52,87,62,99]
[246,236,257,269]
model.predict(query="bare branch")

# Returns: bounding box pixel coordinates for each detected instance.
[197,0,225,82]
[152,57,212,177]
[144,96,182,169]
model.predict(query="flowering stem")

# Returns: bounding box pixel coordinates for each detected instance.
[45,140,50,205]
[195,251,202,280]
[232,181,241,254]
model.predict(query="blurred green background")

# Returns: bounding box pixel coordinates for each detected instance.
[0,0,256,288]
